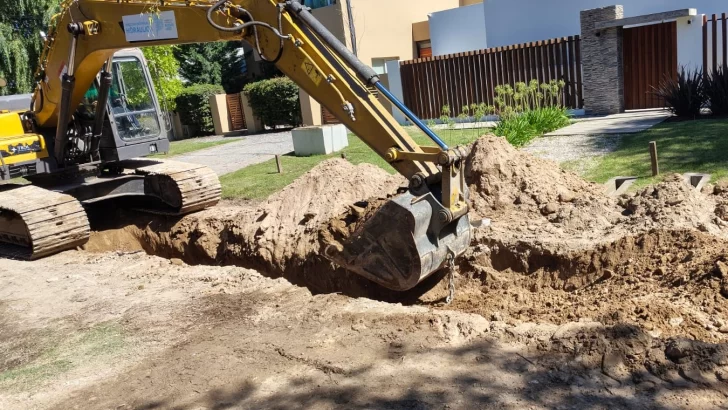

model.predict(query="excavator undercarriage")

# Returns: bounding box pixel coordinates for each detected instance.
[0,159,220,260]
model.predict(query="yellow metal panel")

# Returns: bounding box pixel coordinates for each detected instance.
[0,112,25,139]
[0,134,49,165]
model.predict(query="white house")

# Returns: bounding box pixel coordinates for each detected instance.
[429,0,725,69]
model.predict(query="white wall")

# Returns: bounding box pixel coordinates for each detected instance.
[429,3,488,56]
[482,0,725,48]
[677,16,704,70]
[385,60,407,124]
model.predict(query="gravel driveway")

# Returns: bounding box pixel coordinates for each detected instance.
[522,134,623,163]
[173,130,293,176]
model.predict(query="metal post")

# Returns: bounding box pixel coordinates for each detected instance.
[649,141,659,177]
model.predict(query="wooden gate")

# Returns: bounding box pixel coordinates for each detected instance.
[623,22,678,110]
[226,94,246,131]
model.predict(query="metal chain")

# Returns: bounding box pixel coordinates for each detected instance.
[445,253,456,305]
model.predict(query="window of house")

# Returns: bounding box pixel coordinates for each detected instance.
[371,58,398,75]
[303,0,336,9]
[417,41,432,58]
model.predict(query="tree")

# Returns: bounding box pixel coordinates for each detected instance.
[220,41,247,94]
[143,46,183,111]
[0,0,59,95]
[173,43,226,86]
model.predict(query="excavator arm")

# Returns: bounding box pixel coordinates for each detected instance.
[32,0,472,291]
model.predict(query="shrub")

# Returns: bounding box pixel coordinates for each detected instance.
[706,68,728,116]
[175,84,224,135]
[493,80,570,146]
[243,77,302,128]
[652,67,705,118]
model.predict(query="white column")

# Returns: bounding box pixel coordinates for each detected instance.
[677,15,706,72]
[385,60,407,125]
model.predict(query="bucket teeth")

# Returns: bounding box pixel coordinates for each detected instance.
[0,185,90,260]
[324,191,471,291]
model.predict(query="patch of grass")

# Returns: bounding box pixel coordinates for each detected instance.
[0,322,126,390]
[220,127,485,200]
[581,118,728,187]
[152,138,240,157]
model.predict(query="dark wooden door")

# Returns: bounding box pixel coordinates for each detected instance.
[623,22,678,110]
[226,94,246,131]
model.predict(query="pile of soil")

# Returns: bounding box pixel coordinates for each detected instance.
[95,159,407,297]
[426,135,728,341]
[86,134,728,343]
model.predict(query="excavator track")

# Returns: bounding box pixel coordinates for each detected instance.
[0,185,90,260]
[128,159,222,215]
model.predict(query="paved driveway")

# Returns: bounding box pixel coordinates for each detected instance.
[173,131,293,176]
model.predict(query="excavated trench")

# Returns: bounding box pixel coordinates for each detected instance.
[84,136,728,342]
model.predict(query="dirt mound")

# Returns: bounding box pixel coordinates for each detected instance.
[621,174,723,234]
[87,159,407,297]
[466,135,622,247]
[87,135,728,344]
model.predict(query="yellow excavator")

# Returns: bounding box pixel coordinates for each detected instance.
[0,0,472,292]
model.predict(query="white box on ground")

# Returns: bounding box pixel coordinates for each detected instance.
[292,124,349,156]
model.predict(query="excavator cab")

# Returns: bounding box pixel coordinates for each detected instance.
[73,48,169,164]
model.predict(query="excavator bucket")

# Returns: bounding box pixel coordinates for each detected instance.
[324,191,471,291]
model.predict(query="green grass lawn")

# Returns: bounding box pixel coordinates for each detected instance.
[152,138,240,157]
[577,118,728,187]
[220,126,487,200]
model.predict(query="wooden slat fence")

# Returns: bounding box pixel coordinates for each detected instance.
[703,13,728,75]
[399,36,583,119]
[226,94,246,131]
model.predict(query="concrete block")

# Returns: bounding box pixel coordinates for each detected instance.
[683,173,711,191]
[604,176,637,197]
[292,124,349,156]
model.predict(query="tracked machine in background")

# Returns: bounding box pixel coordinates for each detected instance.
[0,0,473,292]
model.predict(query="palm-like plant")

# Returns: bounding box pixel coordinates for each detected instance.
[652,67,706,118]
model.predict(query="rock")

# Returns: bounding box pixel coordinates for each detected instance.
[715,181,728,195]
[669,317,684,327]
[45,277,59,283]
[551,321,604,340]
[542,202,559,215]
[558,191,575,203]
[351,322,367,332]
[721,282,728,299]
[490,312,503,322]
[717,261,728,278]
[719,326,728,334]
[170,258,185,266]
[665,339,693,363]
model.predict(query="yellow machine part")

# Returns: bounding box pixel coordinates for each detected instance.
[0,112,48,166]
[0,112,25,138]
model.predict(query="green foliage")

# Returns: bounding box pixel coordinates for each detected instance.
[175,84,224,135]
[243,77,301,128]
[652,67,705,118]
[0,0,59,95]
[492,80,570,146]
[706,68,728,116]
[143,46,183,111]
[174,43,226,86]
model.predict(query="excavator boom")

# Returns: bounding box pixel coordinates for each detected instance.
[24,0,472,291]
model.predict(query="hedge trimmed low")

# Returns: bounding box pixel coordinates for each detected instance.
[175,84,224,135]
[243,77,302,128]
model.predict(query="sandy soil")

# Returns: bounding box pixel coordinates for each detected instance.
[2,135,728,409]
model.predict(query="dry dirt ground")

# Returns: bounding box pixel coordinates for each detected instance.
[2,136,728,409]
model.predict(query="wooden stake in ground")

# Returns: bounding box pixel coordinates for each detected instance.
[649,141,659,176]
[275,155,283,174]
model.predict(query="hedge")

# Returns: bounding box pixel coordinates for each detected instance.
[175,84,224,135]
[243,77,302,128]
